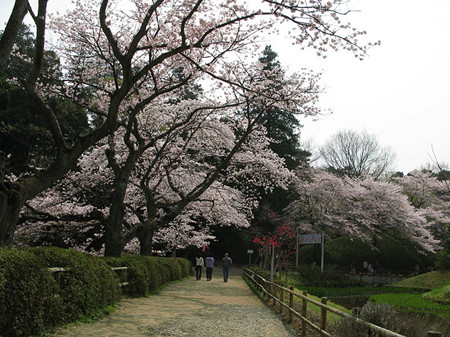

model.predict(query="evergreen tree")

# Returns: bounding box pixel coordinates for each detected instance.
[254,46,310,229]
[216,47,312,249]
[258,45,310,170]
[0,25,90,176]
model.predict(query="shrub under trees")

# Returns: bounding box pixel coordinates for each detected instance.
[0,246,191,337]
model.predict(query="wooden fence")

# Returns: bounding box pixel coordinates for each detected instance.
[243,267,442,337]
[48,266,129,287]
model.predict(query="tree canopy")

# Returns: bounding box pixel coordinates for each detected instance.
[1,0,374,256]
[320,129,395,179]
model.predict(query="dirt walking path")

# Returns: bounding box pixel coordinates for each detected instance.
[50,267,298,337]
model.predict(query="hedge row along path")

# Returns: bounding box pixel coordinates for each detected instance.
[50,267,297,337]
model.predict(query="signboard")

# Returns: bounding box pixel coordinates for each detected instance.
[298,233,322,245]
[297,233,325,273]
[247,250,253,254]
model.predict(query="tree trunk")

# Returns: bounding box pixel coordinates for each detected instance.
[104,233,124,257]
[137,221,155,256]
[0,185,25,245]
[103,160,137,257]
[0,175,44,245]
[0,0,29,67]
[104,185,127,257]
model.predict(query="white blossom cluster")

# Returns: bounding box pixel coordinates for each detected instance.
[287,168,447,252]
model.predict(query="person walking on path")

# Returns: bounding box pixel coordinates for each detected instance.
[205,253,214,281]
[195,254,204,280]
[51,266,298,337]
[222,253,232,282]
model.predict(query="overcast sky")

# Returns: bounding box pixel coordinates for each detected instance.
[269,0,450,174]
[1,0,449,174]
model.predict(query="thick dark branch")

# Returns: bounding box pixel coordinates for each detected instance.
[106,134,121,176]
[0,0,28,67]
[20,203,105,225]
[126,0,165,61]
[99,0,124,63]
[160,104,267,225]
[28,0,47,83]
[180,0,203,45]
[23,0,68,156]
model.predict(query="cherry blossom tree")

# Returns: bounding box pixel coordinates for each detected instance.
[286,168,438,252]
[393,170,450,249]
[21,77,296,255]
[1,0,372,247]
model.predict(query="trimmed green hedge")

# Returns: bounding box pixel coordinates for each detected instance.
[0,247,192,337]
[0,248,61,337]
[31,247,121,322]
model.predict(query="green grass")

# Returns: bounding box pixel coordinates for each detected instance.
[290,289,351,325]
[393,270,450,289]
[371,271,450,320]
[248,268,450,325]
[390,270,450,310]
[423,284,450,304]
[294,285,423,298]
[370,293,450,313]
[78,305,117,323]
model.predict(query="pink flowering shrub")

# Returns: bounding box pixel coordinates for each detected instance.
[253,223,297,271]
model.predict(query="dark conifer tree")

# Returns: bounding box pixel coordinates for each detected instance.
[213,46,312,255]
[252,46,310,230]
[0,25,90,176]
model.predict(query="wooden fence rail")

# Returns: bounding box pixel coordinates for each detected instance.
[243,267,436,337]
[48,266,129,287]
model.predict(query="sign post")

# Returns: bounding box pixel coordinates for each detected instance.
[298,233,325,273]
[321,234,324,273]
[270,245,275,282]
[247,250,253,265]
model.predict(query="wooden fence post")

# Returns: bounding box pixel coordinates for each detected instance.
[320,297,328,331]
[258,276,263,298]
[263,278,267,300]
[279,287,284,313]
[55,271,61,286]
[272,284,276,306]
[302,290,307,337]
[288,286,294,323]
[243,268,417,337]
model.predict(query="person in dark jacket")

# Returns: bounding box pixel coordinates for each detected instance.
[205,253,215,281]
[222,253,232,282]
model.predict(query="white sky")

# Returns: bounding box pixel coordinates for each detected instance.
[1,0,449,174]
[268,0,450,174]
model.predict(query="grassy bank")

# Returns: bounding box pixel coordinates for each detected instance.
[372,270,450,320]
[394,270,450,290]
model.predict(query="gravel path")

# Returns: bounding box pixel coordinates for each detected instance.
[50,267,298,337]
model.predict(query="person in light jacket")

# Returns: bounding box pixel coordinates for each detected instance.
[195,254,204,280]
